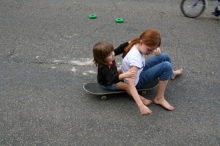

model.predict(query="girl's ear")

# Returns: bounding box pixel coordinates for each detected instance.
[139,40,143,45]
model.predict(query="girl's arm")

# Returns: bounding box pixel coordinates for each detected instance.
[114,42,129,56]
[101,66,135,84]
[128,66,152,115]
[118,69,136,80]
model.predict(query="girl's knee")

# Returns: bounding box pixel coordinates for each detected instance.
[159,61,173,80]
[162,61,172,70]
[160,53,172,63]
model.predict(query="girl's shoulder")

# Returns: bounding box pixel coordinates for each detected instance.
[98,63,108,68]
[127,45,141,56]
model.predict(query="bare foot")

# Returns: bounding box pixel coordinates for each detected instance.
[171,68,183,80]
[140,95,152,106]
[139,104,152,115]
[154,97,174,111]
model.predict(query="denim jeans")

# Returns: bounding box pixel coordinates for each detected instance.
[136,53,173,89]
[101,83,117,91]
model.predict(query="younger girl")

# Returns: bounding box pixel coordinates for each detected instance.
[93,41,152,106]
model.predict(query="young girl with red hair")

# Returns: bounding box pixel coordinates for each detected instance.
[122,28,183,115]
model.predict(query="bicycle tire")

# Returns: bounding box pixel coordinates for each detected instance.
[180,0,206,18]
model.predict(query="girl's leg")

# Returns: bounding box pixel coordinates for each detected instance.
[144,53,172,71]
[136,61,174,110]
[154,80,174,110]
[136,61,173,88]
[116,82,152,106]
[145,53,183,80]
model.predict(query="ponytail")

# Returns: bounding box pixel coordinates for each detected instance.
[122,38,139,58]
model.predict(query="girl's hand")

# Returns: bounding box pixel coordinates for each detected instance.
[125,70,136,79]
[154,47,161,56]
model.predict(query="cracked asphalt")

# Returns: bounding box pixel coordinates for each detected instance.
[1,0,220,145]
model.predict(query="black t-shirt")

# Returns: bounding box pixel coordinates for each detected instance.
[97,42,129,86]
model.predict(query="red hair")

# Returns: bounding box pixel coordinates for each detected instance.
[122,28,161,58]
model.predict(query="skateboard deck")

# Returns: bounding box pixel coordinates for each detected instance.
[83,79,159,99]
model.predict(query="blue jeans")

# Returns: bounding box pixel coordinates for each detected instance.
[136,53,173,89]
[101,83,117,91]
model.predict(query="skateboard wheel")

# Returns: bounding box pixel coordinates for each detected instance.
[89,14,97,19]
[115,18,123,23]
[141,91,146,96]
[101,96,107,100]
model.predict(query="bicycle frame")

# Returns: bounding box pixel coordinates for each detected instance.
[204,0,220,7]
[194,0,208,7]
[216,0,220,5]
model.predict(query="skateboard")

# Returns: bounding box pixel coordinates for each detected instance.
[83,79,159,100]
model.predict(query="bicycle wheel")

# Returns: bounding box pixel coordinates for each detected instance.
[180,0,206,18]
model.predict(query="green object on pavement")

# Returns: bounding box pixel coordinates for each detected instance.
[115,18,124,23]
[89,14,97,19]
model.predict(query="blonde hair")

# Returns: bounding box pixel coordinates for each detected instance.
[93,41,114,66]
[122,28,161,58]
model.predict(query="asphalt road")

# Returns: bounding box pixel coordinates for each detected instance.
[1,0,220,145]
